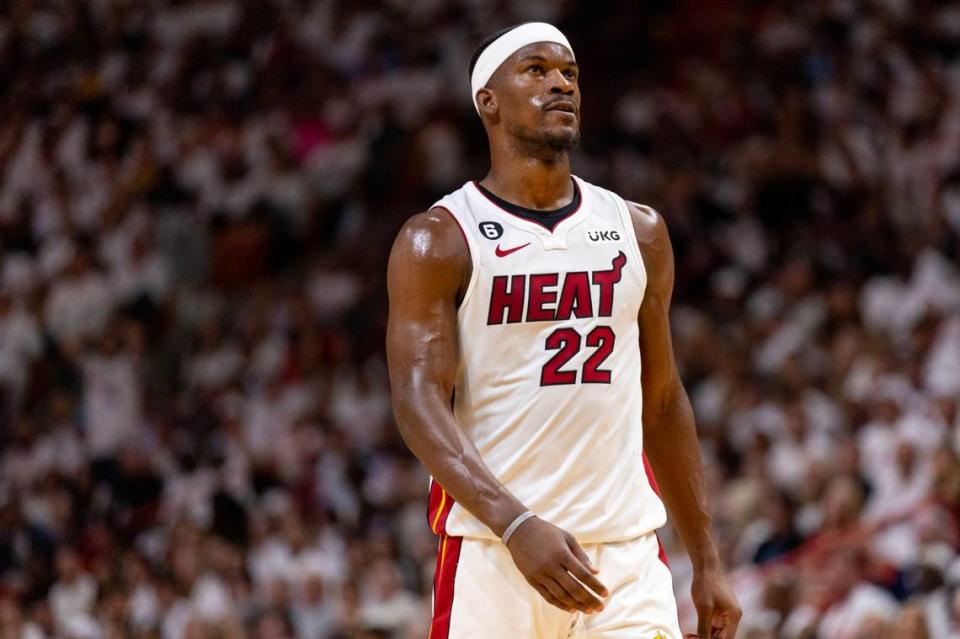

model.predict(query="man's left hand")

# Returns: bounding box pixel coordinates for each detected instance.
[691,565,741,639]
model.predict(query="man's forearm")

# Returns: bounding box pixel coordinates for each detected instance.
[643,379,722,569]
[394,386,527,537]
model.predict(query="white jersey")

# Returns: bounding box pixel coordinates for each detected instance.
[426,176,668,543]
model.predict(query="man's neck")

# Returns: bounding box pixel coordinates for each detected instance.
[481,150,574,210]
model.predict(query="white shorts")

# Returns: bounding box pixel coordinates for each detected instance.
[428,531,683,639]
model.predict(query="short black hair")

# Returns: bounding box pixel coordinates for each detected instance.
[468,24,524,79]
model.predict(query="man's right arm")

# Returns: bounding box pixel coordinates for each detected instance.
[386,208,527,537]
[386,208,608,614]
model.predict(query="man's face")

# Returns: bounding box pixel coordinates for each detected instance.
[483,42,581,153]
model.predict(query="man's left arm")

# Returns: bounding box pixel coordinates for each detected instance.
[628,202,741,639]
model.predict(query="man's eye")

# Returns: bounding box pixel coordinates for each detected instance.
[564,70,577,79]
[528,65,543,73]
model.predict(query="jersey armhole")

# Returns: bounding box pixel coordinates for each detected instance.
[613,196,649,296]
[432,204,479,316]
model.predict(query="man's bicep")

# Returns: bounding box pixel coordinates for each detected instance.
[386,211,467,399]
[386,276,459,398]
[631,204,682,408]
[638,283,681,406]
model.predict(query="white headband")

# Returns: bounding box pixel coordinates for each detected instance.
[470,22,575,115]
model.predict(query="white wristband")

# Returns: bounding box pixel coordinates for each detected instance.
[501,510,536,546]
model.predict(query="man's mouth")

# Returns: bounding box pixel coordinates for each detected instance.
[545,101,577,114]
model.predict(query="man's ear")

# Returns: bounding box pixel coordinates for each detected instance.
[476,88,498,120]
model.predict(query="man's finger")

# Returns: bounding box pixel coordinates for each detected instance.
[715,616,734,639]
[725,613,741,639]
[697,605,711,639]
[566,536,600,574]
[541,577,576,612]
[563,557,609,598]
[720,619,731,639]
[534,581,571,613]
[539,586,572,613]
[555,570,603,611]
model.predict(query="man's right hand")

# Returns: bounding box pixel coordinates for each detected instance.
[504,516,609,614]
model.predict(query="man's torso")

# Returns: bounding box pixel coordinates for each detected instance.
[427,176,667,543]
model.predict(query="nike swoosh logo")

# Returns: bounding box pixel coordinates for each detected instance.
[495,242,531,257]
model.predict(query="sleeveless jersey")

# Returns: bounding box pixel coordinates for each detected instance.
[426,176,668,543]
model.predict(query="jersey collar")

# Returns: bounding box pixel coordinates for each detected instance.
[468,175,591,250]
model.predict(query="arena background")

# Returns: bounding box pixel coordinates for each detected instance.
[1,1,959,637]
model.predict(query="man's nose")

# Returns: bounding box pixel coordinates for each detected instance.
[547,69,574,94]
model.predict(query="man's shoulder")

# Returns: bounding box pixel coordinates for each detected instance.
[616,199,673,293]
[394,207,467,264]
[389,206,471,306]
[624,200,668,247]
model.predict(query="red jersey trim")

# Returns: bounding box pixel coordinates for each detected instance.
[643,452,670,568]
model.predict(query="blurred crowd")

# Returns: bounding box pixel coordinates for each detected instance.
[0,0,959,638]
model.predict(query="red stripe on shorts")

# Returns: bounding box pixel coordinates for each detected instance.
[427,479,456,536]
[428,534,463,639]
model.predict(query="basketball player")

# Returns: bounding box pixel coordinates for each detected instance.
[386,23,741,639]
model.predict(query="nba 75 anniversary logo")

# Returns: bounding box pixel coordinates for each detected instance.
[586,228,621,242]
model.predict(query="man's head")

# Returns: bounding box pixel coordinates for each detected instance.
[470,23,581,156]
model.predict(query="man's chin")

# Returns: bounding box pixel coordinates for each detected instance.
[507,121,580,156]
[544,128,580,152]
[541,124,580,151]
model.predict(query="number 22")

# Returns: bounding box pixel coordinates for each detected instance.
[540,326,615,386]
